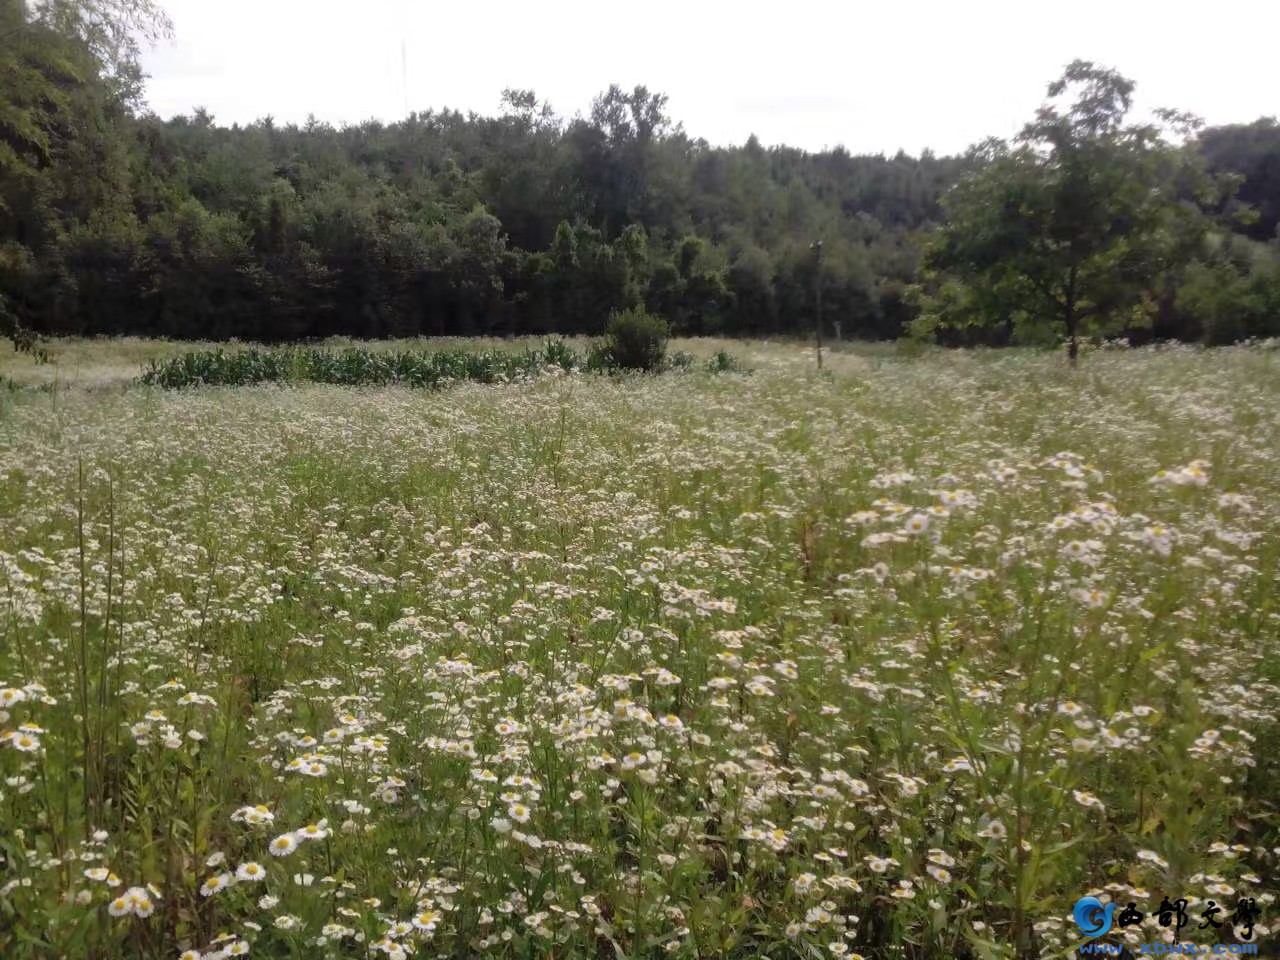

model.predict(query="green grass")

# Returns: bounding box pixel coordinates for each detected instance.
[0,340,1277,960]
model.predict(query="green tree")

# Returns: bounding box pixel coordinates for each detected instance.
[1198,117,1280,242]
[914,61,1209,363]
[0,0,169,182]
[725,244,775,333]
[1175,236,1280,344]
[0,0,168,343]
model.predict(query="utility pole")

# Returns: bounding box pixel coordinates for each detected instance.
[810,239,824,370]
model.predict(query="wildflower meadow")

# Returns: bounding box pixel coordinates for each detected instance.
[0,340,1277,960]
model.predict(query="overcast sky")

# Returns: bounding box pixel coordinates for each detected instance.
[139,0,1278,156]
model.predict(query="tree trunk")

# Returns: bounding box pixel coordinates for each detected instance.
[1065,265,1079,367]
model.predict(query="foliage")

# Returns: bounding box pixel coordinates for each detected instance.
[913,62,1226,360]
[1199,118,1280,242]
[0,4,967,343]
[704,347,746,373]
[666,349,695,371]
[139,343,564,388]
[5,9,1280,347]
[137,339,742,388]
[600,306,669,371]
[1174,239,1280,345]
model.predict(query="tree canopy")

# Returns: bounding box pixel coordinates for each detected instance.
[2,10,1280,349]
[911,62,1244,361]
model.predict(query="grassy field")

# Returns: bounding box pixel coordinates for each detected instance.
[0,336,801,391]
[0,339,1277,959]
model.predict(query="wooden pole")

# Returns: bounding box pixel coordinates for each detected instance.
[812,240,824,370]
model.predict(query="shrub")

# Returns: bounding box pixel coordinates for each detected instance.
[895,337,927,359]
[1177,259,1280,346]
[540,339,579,372]
[584,341,613,373]
[705,349,745,373]
[603,308,669,372]
[666,351,695,371]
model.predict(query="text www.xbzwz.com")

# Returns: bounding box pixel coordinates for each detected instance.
[1079,944,1258,955]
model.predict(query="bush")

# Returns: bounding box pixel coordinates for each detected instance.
[603,308,670,372]
[541,339,579,372]
[666,351,695,371]
[584,341,613,373]
[895,337,928,359]
[705,349,745,373]
[1176,259,1280,346]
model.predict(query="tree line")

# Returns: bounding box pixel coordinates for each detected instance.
[2,0,1279,348]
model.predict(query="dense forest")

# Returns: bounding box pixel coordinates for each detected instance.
[3,0,1279,345]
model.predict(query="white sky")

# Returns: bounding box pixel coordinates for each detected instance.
[139,0,1279,156]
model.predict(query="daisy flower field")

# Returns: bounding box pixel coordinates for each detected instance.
[0,339,1276,959]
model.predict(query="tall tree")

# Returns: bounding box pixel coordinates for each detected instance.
[913,61,1211,362]
[0,0,169,342]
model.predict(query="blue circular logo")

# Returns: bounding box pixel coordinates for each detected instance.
[1073,896,1116,938]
